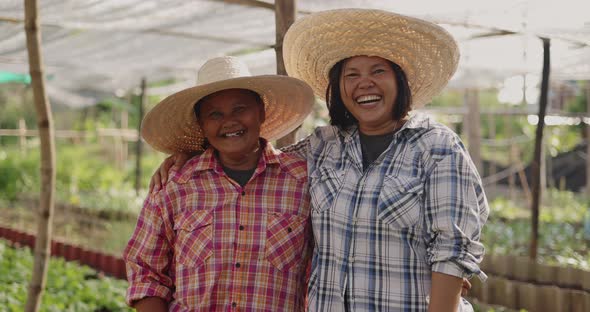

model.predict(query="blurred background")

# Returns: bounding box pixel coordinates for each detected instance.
[0,0,589,311]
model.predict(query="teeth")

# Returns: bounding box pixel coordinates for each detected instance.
[223,130,244,137]
[356,95,381,104]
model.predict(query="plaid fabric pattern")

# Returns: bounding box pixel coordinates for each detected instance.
[301,114,489,312]
[124,141,313,312]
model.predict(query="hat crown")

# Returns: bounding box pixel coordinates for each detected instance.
[197,56,252,85]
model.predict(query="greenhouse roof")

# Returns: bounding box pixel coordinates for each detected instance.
[0,0,589,106]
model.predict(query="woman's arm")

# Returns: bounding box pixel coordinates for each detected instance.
[422,136,489,306]
[124,194,174,307]
[133,296,168,312]
[149,153,194,192]
[428,272,463,312]
[278,134,311,159]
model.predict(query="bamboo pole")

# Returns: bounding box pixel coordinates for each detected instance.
[529,38,550,261]
[274,0,298,148]
[586,83,590,196]
[135,79,146,195]
[23,1,57,311]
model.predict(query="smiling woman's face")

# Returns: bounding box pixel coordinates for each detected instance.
[197,89,265,163]
[340,55,399,135]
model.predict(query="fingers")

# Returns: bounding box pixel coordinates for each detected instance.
[461,278,472,296]
[150,153,193,193]
[149,168,163,193]
[463,278,472,290]
[160,155,176,185]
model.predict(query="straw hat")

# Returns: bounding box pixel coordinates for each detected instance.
[141,56,315,154]
[283,9,460,108]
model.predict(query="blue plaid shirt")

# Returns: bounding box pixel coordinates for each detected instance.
[286,113,488,311]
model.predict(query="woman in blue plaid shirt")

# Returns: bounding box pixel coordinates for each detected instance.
[151,9,488,312]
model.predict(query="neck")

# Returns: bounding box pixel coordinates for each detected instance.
[218,146,262,170]
[359,118,405,136]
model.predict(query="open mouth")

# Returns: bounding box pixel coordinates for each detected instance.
[355,94,382,105]
[221,130,245,138]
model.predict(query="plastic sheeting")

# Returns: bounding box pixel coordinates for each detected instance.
[0,0,588,101]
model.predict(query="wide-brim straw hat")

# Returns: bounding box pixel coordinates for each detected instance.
[283,9,460,108]
[141,56,315,154]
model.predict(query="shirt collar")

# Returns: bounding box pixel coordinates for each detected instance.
[173,138,281,184]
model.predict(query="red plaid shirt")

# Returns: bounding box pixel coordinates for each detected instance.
[124,142,312,311]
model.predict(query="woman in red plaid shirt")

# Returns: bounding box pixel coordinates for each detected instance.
[124,56,316,311]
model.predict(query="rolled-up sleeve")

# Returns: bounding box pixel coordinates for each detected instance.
[423,143,489,281]
[123,192,174,306]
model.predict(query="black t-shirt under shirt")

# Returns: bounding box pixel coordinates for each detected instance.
[359,131,395,170]
[223,165,256,187]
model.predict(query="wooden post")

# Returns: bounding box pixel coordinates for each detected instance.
[23,1,57,311]
[465,88,483,173]
[514,144,533,206]
[586,83,590,195]
[274,0,298,148]
[530,38,550,261]
[135,79,146,195]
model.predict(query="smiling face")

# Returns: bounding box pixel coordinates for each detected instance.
[196,88,265,169]
[340,56,399,135]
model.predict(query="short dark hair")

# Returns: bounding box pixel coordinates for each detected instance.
[193,88,263,119]
[325,58,412,130]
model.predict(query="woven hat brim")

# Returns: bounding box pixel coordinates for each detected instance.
[141,75,315,154]
[283,9,460,108]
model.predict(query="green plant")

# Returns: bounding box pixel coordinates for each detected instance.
[0,240,132,311]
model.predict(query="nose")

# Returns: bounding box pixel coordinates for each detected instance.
[221,118,239,129]
[357,75,375,89]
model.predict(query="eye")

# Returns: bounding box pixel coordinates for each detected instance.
[344,72,359,79]
[373,68,386,75]
[207,111,223,120]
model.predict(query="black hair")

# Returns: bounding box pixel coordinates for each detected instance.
[325,58,412,130]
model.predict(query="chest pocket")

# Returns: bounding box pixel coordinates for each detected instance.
[309,167,344,214]
[174,210,213,268]
[377,176,423,229]
[265,212,308,271]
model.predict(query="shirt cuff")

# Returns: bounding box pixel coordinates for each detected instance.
[126,283,172,307]
[431,260,488,282]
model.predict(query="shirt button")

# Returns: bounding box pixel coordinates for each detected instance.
[353,217,358,225]
[241,191,246,196]
[350,257,355,263]
[235,262,241,268]
[232,302,237,308]
[239,225,244,231]
[287,227,292,233]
